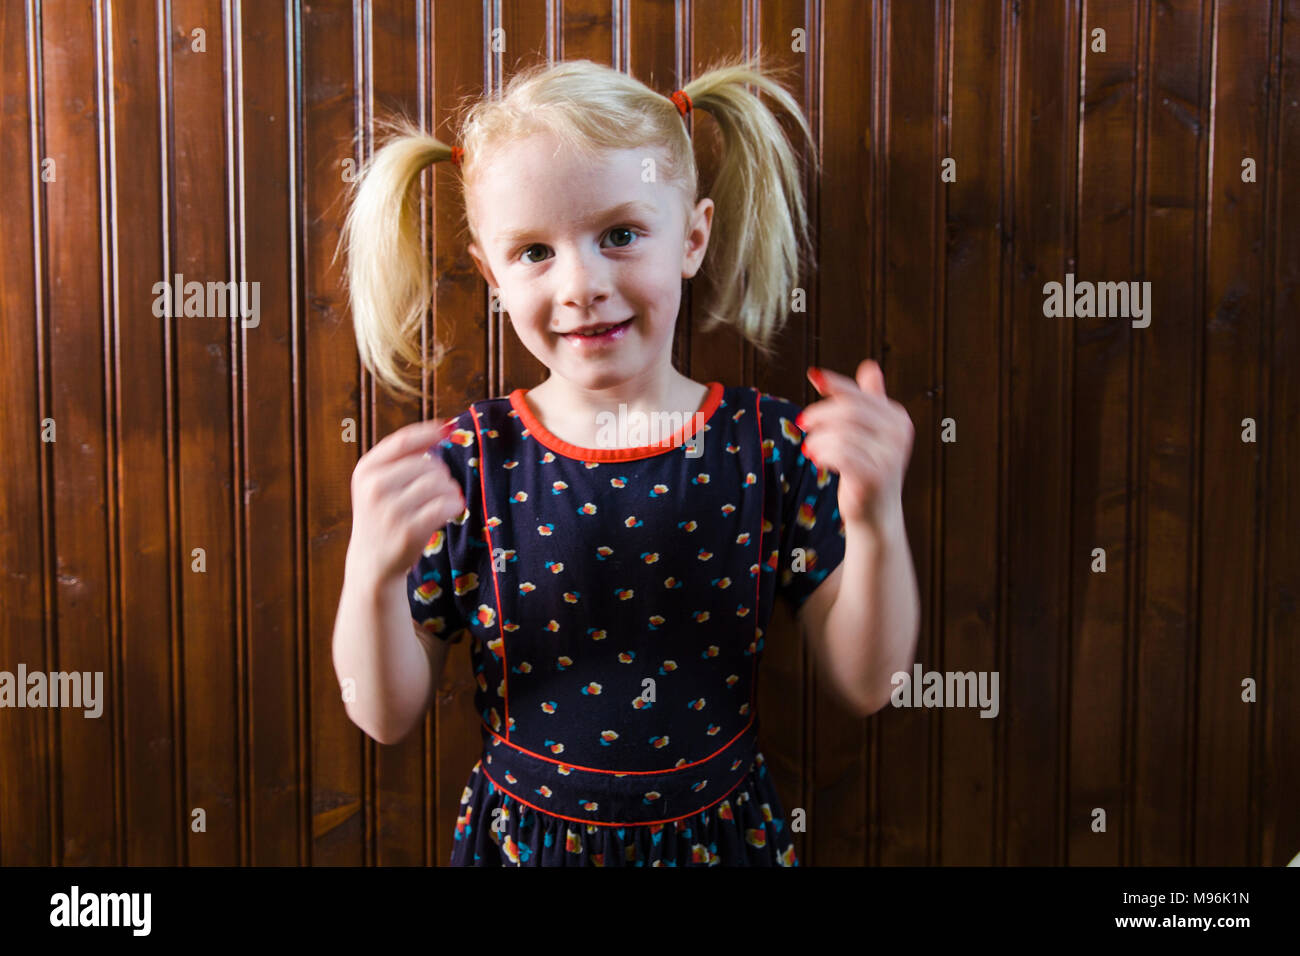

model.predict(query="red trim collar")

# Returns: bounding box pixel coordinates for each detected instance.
[508,381,725,462]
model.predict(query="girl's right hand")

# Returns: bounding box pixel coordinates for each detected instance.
[346,417,467,585]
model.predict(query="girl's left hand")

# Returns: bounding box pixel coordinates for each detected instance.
[795,360,915,531]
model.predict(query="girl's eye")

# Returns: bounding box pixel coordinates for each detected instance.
[517,227,639,264]
[607,227,637,248]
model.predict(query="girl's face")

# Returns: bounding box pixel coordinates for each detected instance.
[466,131,713,391]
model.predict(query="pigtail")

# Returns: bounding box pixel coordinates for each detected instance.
[683,56,819,356]
[337,116,458,399]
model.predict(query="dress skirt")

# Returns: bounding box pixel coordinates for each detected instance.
[447,748,799,867]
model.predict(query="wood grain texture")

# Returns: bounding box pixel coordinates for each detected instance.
[0,0,1293,868]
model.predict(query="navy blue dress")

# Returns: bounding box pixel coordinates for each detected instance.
[407,382,846,866]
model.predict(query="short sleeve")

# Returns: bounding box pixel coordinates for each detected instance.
[406,408,476,644]
[762,393,847,613]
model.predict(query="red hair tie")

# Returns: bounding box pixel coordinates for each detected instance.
[670,89,692,119]
[450,145,464,168]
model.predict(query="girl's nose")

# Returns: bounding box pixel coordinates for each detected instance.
[557,246,611,310]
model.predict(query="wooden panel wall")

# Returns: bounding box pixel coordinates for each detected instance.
[0,0,1295,867]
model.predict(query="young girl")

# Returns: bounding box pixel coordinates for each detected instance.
[333,56,909,866]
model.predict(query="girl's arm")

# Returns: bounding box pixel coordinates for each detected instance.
[798,508,920,718]
[795,360,920,718]
[333,416,465,745]
[331,555,445,746]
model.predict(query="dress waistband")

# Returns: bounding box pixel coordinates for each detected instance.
[478,723,760,827]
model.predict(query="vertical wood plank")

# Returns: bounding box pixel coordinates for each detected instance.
[169,0,239,865]
[1067,0,1139,866]
[1003,0,1074,865]
[1262,0,1300,868]
[940,0,1003,867]
[1195,0,1271,865]
[1133,0,1206,866]
[108,0,179,865]
[0,0,52,866]
[1251,0,1286,868]
[42,0,116,866]
[562,0,615,65]
[302,0,363,864]
[627,0,677,92]
[239,0,301,865]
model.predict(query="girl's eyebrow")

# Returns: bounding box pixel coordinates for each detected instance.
[494,200,659,251]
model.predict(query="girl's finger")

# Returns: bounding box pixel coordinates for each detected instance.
[395,476,467,520]
[413,490,466,529]
[370,416,459,464]
[798,394,896,438]
[389,450,455,495]
[801,434,833,472]
[806,425,890,477]
[807,365,863,398]
[827,428,890,477]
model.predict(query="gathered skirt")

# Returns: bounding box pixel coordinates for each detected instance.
[447,749,799,866]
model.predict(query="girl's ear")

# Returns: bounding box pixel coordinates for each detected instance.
[468,241,498,288]
[681,198,714,279]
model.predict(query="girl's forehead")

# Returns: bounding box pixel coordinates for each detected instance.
[475,134,660,188]
[468,138,682,237]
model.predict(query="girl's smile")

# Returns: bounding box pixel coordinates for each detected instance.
[561,316,635,347]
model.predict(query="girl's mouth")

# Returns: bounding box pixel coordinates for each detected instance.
[562,317,633,347]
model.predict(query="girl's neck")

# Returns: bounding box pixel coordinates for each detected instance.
[522,370,710,450]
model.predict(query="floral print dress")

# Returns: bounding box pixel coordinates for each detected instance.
[407,382,846,866]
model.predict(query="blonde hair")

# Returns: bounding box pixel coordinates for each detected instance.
[339,52,818,399]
